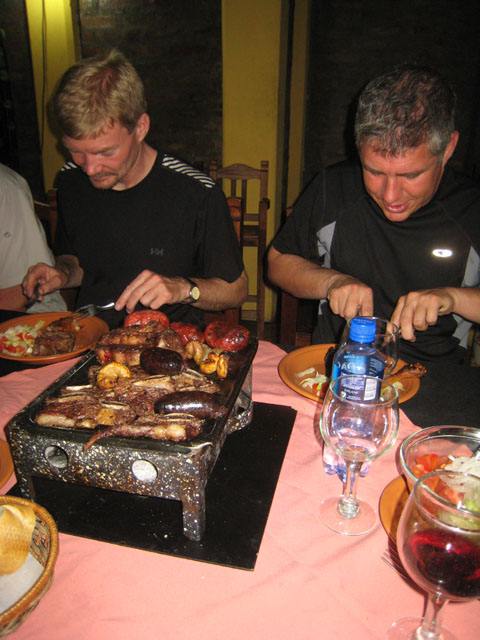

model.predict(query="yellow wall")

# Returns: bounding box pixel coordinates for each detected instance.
[221,1,309,322]
[287,0,310,207]
[25,0,79,193]
[221,0,288,321]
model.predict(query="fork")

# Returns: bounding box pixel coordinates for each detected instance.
[381,546,408,579]
[72,301,115,321]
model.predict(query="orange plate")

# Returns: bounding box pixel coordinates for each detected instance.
[0,440,14,489]
[0,312,109,365]
[277,344,420,404]
[379,476,410,542]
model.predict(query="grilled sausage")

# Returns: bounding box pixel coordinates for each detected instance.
[140,347,184,376]
[154,391,227,419]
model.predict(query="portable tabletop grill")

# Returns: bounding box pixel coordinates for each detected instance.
[6,339,257,541]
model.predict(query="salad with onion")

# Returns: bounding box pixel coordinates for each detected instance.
[0,321,45,357]
[295,366,329,399]
[413,451,480,516]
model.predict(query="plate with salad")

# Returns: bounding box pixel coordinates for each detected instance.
[0,312,109,365]
[278,344,420,404]
[380,451,480,541]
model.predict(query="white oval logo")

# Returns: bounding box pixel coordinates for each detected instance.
[432,249,453,258]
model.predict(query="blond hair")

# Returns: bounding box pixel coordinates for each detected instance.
[53,49,147,139]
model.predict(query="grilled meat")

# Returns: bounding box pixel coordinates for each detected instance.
[94,327,185,366]
[36,393,136,429]
[35,361,219,440]
[140,347,184,376]
[32,315,80,356]
[33,330,75,356]
[35,323,229,447]
[155,327,186,357]
[83,412,203,450]
[388,362,427,379]
[154,391,227,419]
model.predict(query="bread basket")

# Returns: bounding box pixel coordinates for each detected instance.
[0,496,58,637]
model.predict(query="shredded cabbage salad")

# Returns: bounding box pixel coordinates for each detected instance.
[413,451,480,519]
[295,367,329,397]
[443,456,480,512]
[0,321,45,357]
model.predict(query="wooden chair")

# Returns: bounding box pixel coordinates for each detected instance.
[204,196,244,326]
[278,207,313,346]
[33,196,56,247]
[209,160,269,338]
[33,188,78,311]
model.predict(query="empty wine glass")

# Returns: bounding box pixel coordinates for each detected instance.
[338,316,400,376]
[318,374,399,535]
[387,469,480,640]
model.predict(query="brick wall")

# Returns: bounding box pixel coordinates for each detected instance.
[77,0,223,171]
[1,0,44,199]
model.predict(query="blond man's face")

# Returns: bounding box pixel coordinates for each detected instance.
[62,116,148,191]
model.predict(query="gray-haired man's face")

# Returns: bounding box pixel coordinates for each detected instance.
[359,133,458,222]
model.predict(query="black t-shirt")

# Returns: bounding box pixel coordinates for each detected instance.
[273,158,480,362]
[54,154,244,327]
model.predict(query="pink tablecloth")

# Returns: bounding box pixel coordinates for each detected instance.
[1,342,477,639]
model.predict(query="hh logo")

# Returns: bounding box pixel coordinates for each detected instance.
[150,247,164,256]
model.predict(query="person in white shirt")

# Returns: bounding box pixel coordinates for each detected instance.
[0,163,66,313]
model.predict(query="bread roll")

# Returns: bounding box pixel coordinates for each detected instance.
[0,503,36,575]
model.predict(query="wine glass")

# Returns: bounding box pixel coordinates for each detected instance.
[318,374,399,535]
[338,316,400,376]
[387,469,480,640]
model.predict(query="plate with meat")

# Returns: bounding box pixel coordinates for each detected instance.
[278,344,425,404]
[0,312,109,365]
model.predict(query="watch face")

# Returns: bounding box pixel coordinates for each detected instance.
[190,286,200,302]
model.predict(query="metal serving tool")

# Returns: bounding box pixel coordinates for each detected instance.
[73,301,115,321]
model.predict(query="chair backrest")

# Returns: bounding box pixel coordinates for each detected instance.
[33,188,59,245]
[209,160,269,338]
[278,207,313,346]
[209,160,269,214]
[204,196,244,327]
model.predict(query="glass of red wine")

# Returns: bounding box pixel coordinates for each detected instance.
[387,469,480,640]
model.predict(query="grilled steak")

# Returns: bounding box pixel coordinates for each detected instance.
[32,316,80,356]
[36,393,136,429]
[34,322,229,447]
[83,412,203,450]
[33,329,76,356]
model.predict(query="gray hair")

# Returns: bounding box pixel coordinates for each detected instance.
[354,65,456,157]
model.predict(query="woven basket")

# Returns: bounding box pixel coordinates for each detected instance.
[0,496,58,637]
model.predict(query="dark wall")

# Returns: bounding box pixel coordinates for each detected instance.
[4,1,480,200]
[0,0,44,199]
[77,0,223,170]
[304,0,480,185]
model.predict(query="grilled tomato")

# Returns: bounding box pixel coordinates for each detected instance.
[204,321,250,352]
[124,310,170,329]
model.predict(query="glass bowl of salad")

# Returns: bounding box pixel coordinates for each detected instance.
[400,425,480,492]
